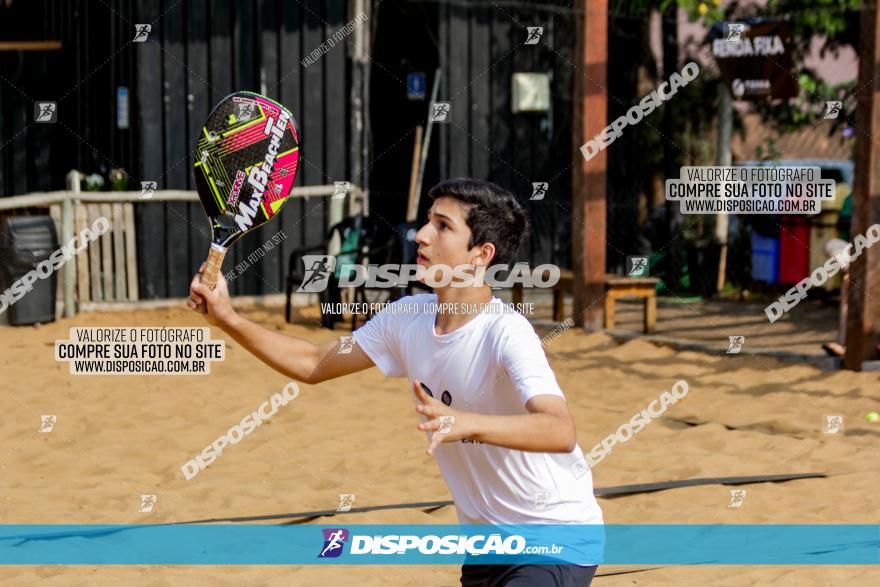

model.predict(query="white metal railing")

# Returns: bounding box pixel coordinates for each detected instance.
[0,170,368,318]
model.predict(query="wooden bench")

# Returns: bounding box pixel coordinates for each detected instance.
[603,274,660,334]
[511,271,660,333]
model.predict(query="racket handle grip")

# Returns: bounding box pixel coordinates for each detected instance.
[202,244,227,290]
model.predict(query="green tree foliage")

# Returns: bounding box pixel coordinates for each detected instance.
[689,0,861,135]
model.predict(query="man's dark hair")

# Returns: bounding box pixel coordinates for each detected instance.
[427,178,530,266]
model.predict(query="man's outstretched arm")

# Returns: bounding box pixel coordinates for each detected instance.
[188,263,374,384]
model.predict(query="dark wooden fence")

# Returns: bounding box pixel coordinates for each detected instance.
[436,2,577,269]
[0,0,354,300]
[368,0,578,269]
[1,0,585,303]
[133,0,352,299]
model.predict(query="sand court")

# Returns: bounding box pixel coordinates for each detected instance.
[1,303,879,585]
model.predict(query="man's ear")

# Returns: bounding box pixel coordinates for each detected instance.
[474,242,496,266]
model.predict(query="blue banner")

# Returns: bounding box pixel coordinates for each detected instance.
[0,524,877,565]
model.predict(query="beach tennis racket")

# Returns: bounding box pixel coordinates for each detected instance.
[193,91,300,302]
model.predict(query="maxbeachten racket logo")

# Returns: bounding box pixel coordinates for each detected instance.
[235,108,291,231]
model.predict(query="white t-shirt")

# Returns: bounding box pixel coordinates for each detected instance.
[352,293,604,526]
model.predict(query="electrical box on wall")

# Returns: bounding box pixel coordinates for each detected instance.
[511,73,550,112]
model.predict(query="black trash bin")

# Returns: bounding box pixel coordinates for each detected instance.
[684,241,721,298]
[0,216,59,325]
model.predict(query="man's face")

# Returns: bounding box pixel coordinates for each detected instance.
[414,196,494,287]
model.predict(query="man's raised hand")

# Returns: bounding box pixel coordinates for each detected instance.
[413,379,473,456]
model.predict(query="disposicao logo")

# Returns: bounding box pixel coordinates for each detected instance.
[318,528,349,558]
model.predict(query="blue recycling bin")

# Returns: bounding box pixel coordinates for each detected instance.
[751,232,780,284]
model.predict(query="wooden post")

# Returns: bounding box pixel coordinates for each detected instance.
[0,41,63,51]
[62,171,78,318]
[112,203,126,300]
[715,84,733,292]
[572,0,608,329]
[845,2,880,369]
[99,203,113,300]
[350,0,372,215]
[74,200,90,306]
[87,204,102,301]
[407,126,424,222]
[123,203,139,302]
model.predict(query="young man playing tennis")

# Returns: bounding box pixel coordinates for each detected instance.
[189,178,603,586]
